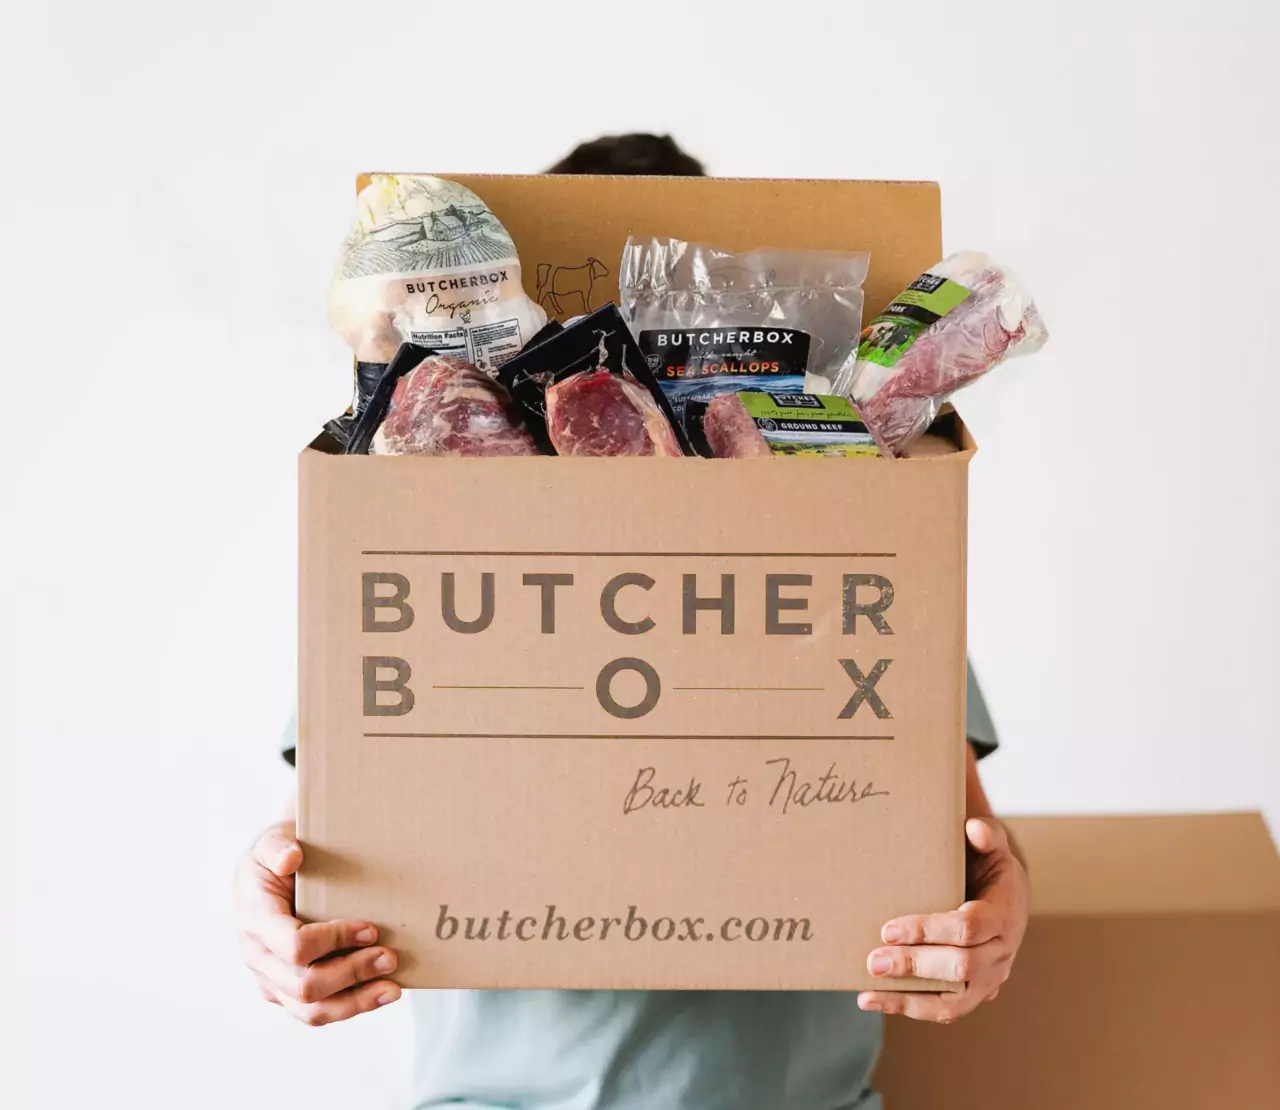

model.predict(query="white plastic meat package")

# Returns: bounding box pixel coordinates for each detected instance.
[328,174,546,371]
[815,251,1048,456]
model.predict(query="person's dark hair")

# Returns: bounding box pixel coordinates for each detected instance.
[546,133,705,177]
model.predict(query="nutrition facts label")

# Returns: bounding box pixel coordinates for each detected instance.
[411,318,524,374]
[410,326,470,358]
[468,318,524,372]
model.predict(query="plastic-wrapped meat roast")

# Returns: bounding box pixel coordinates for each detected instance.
[546,369,684,457]
[828,251,1048,456]
[371,354,538,456]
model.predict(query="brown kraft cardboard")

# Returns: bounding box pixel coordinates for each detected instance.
[297,174,970,990]
[875,812,1280,1107]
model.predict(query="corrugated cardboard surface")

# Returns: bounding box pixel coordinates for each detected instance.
[1007,811,1280,914]
[298,448,970,990]
[876,813,1280,1107]
[299,174,968,990]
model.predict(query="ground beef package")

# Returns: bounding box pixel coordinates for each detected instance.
[689,392,880,459]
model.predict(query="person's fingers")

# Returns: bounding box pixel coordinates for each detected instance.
[278,979,402,1028]
[252,821,303,878]
[880,901,1001,947]
[858,987,982,1023]
[258,915,380,966]
[235,822,302,930]
[235,852,288,916]
[866,940,1002,984]
[965,817,1010,857]
[254,941,398,1004]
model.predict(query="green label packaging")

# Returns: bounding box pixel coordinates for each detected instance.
[736,392,880,457]
[856,272,972,369]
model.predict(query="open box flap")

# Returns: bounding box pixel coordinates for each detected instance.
[355,173,943,324]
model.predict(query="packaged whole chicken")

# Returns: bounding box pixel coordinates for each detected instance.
[817,252,1048,456]
[619,238,869,431]
[326,175,547,441]
[353,347,538,457]
[499,304,689,457]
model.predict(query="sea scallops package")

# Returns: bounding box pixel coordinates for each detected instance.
[619,236,869,429]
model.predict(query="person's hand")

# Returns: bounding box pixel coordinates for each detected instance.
[235,818,401,1026]
[857,817,1030,1022]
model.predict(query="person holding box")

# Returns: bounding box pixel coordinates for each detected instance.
[235,134,1031,1109]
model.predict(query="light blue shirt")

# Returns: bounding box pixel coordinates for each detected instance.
[281,666,998,1109]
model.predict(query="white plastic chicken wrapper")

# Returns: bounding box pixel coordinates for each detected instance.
[328,174,547,373]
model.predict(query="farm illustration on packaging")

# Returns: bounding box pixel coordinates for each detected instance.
[327,174,547,373]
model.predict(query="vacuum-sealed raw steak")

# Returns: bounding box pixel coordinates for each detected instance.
[546,368,684,457]
[499,304,690,457]
[371,354,538,456]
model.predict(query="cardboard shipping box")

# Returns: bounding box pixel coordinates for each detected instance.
[298,175,971,990]
[876,813,1280,1108]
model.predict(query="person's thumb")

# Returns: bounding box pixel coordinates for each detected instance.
[253,821,304,878]
[965,817,1009,856]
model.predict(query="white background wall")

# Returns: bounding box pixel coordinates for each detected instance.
[3,2,1277,1107]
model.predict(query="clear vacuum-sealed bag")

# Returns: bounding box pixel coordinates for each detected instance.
[620,237,869,428]
[820,251,1048,456]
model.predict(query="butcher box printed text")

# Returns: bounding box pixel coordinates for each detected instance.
[435,904,815,944]
[358,565,899,724]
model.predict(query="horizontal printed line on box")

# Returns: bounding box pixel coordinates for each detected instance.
[363,732,894,741]
[674,686,824,692]
[432,684,585,690]
[431,685,822,693]
[360,550,897,558]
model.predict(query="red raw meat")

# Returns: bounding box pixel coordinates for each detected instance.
[704,393,772,458]
[371,354,538,456]
[849,252,1048,456]
[546,368,683,457]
